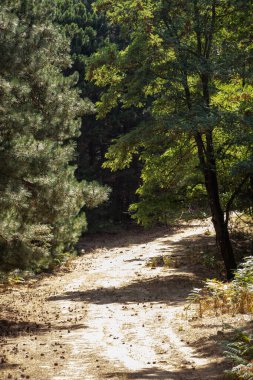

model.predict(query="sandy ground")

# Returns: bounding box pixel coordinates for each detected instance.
[1,220,252,380]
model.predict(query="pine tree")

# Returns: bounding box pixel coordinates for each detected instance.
[0,0,106,271]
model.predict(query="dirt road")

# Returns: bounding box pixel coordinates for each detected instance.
[0,221,231,379]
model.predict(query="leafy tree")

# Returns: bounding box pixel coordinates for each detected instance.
[89,0,253,279]
[0,0,108,271]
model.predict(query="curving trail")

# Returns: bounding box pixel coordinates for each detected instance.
[0,221,227,380]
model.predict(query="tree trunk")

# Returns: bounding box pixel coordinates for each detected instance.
[197,47,237,279]
[205,170,237,280]
[250,175,253,202]
[195,132,237,280]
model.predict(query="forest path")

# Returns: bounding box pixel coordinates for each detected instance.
[1,221,228,380]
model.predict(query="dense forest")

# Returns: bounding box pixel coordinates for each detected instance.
[0,1,253,379]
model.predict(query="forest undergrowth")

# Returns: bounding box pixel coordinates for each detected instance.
[185,215,253,380]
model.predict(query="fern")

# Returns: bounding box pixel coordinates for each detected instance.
[225,332,253,379]
[186,287,203,304]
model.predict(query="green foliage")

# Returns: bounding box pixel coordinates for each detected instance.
[82,181,111,209]
[104,120,206,226]
[89,0,253,230]
[55,0,108,90]
[225,331,253,380]
[234,256,253,288]
[54,0,142,226]
[0,0,108,272]
[186,257,253,317]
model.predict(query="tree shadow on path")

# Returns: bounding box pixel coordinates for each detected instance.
[105,363,227,379]
[78,223,207,253]
[0,318,88,338]
[47,273,201,305]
